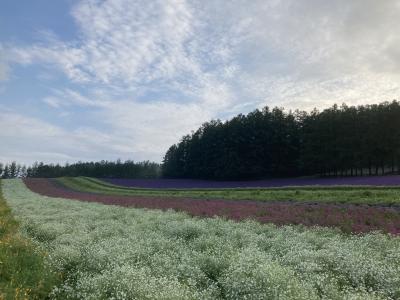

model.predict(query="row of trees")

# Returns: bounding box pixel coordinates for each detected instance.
[0,160,161,179]
[0,162,27,179]
[162,101,400,179]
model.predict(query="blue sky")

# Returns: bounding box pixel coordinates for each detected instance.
[1,0,400,164]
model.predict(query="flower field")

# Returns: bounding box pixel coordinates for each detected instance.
[3,179,400,299]
[24,178,400,234]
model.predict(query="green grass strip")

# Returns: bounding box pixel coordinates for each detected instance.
[57,177,400,206]
[0,180,61,300]
[83,176,400,191]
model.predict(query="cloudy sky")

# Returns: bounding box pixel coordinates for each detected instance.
[1,0,400,164]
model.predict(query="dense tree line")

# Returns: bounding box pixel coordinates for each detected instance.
[162,101,400,180]
[0,160,161,179]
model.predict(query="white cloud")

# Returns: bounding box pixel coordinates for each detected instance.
[0,101,212,165]
[11,0,199,85]
[39,87,219,163]
[0,110,154,164]
[44,88,108,108]
[9,0,240,103]
[196,0,400,112]
[99,100,212,154]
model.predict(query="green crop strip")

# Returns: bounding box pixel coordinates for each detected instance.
[57,177,400,206]
[0,180,61,299]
